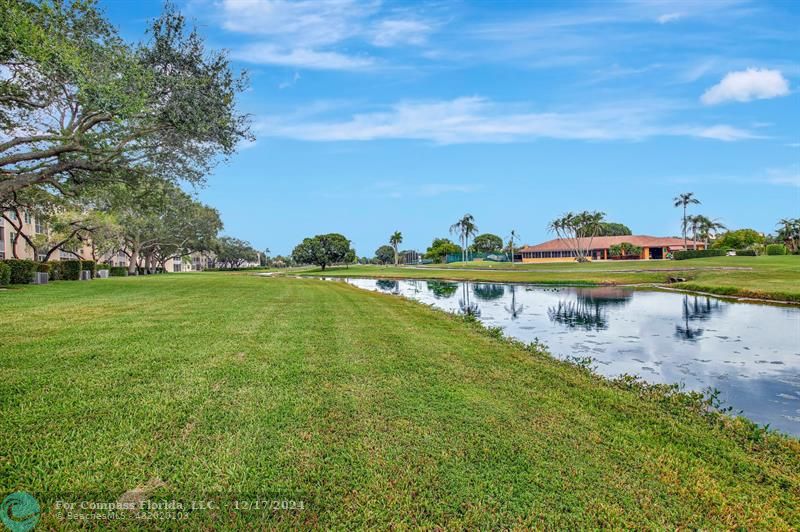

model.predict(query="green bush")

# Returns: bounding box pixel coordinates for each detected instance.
[97,262,111,271]
[36,262,51,273]
[766,244,787,255]
[109,266,128,277]
[609,242,643,258]
[672,249,726,260]
[1,259,37,284]
[48,261,64,280]
[0,262,10,286]
[734,249,757,256]
[81,260,96,277]
[61,259,82,280]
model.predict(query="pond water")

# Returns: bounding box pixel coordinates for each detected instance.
[340,278,800,436]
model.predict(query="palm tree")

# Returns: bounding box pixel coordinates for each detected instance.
[507,230,519,263]
[547,211,605,261]
[389,231,403,266]
[450,214,478,262]
[673,192,700,250]
[776,218,800,253]
[693,215,726,247]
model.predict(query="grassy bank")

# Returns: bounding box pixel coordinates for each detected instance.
[308,256,800,303]
[1,274,797,528]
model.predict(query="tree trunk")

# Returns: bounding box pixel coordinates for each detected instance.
[683,205,687,250]
[128,242,140,275]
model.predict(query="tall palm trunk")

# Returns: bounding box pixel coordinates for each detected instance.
[683,204,687,250]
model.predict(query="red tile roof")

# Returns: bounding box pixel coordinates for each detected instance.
[518,235,693,252]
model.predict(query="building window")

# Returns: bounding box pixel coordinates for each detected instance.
[24,210,31,224]
[35,220,44,234]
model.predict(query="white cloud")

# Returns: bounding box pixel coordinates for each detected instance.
[763,166,800,187]
[256,97,758,144]
[218,0,436,71]
[657,12,684,24]
[370,18,433,47]
[218,0,374,46]
[701,68,790,105]
[692,124,759,141]
[232,44,374,70]
[278,71,301,89]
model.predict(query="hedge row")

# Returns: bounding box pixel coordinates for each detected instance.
[0,259,108,284]
[766,244,787,255]
[0,262,10,286]
[0,259,37,284]
[672,249,726,260]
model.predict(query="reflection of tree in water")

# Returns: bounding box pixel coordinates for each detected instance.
[675,295,723,341]
[426,280,458,298]
[548,300,609,330]
[376,279,399,293]
[473,283,505,301]
[459,282,480,316]
[504,285,524,319]
[548,288,634,331]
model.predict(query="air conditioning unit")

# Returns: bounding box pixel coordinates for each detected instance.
[97,269,110,278]
[34,272,49,285]
[80,270,92,280]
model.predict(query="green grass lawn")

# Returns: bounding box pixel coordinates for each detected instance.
[310,256,800,303]
[1,274,798,528]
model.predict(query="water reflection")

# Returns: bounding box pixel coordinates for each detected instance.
[473,283,506,301]
[674,295,724,341]
[345,277,800,436]
[548,300,609,330]
[547,288,633,331]
[504,285,524,320]
[458,282,480,317]
[376,279,400,294]
[426,280,458,298]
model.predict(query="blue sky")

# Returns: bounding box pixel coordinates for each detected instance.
[106,0,799,256]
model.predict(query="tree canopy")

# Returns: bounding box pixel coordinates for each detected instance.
[470,233,503,254]
[711,229,764,250]
[0,0,250,199]
[214,236,259,269]
[425,237,461,263]
[292,233,354,270]
[374,245,395,265]
[597,222,632,236]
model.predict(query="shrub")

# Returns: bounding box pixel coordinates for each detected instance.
[109,266,128,277]
[61,259,82,280]
[97,262,111,271]
[36,262,51,273]
[734,249,757,256]
[0,262,10,286]
[81,260,96,277]
[2,259,37,284]
[673,249,726,260]
[48,261,64,280]
[766,244,787,256]
[609,242,643,258]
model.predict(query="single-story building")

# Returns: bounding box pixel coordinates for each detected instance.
[518,235,705,263]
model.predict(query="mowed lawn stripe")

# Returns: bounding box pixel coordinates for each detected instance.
[0,274,797,529]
